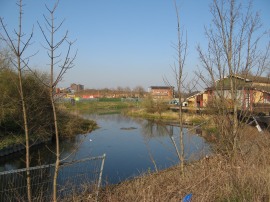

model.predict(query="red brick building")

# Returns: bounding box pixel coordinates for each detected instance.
[149,86,174,100]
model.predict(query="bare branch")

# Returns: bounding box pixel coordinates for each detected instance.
[20,26,34,56]
[37,21,51,47]
[0,18,17,54]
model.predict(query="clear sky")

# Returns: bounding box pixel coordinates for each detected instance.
[0,0,269,90]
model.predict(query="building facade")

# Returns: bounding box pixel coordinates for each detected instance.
[186,75,270,112]
[148,86,174,100]
[70,83,84,92]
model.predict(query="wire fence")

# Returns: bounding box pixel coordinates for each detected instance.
[0,154,106,202]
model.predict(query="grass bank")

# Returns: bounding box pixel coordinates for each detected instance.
[57,110,98,137]
[126,108,214,126]
[61,99,211,128]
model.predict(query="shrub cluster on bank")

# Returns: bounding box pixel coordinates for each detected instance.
[58,111,97,137]
[0,68,97,149]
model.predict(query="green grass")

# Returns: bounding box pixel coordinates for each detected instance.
[61,100,136,112]
[98,98,122,102]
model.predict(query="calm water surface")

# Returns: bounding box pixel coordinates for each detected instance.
[0,113,211,184]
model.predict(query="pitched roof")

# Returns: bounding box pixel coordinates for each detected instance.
[149,86,174,89]
[186,91,206,100]
[205,74,270,91]
[252,85,270,94]
[233,74,270,84]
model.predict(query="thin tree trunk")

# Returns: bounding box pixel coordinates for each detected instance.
[18,59,32,202]
[144,139,158,172]
[49,9,60,201]
[179,99,185,174]
[51,90,60,202]
[37,2,76,200]
[17,1,32,200]
[173,0,187,175]
[228,0,238,156]
[170,135,181,163]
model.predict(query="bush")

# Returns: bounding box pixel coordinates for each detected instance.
[0,69,53,136]
[57,111,97,137]
[142,95,168,116]
[142,95,156,113]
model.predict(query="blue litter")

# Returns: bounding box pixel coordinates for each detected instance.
[182,193,192,202]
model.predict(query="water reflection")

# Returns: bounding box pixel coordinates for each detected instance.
[0,113,211,184]
[141,120,173,139]
[0,136,84,172]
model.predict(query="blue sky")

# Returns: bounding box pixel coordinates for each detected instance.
[0,0,269,90]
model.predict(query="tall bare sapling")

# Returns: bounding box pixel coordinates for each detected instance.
[0,0,34,200]
[37,0,76,200]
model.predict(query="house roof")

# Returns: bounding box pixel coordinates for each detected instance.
[149,86,174,89]
[232,74,270,84]
[211,77,250,90]
[186,91,201,97]
[206,85,270,93]
[205,74,270,91]
[186,91,206,100]
[252,85,270,94]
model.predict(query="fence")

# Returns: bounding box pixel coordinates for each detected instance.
[0,154,106,202]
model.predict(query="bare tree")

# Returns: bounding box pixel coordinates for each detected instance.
[171,0,188,175]
[124,86,132,97]
[197,0,270,157]
[0,1,33,200]
[37,0,76,200]
[133,86,145,98]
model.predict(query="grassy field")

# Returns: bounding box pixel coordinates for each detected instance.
[60,98,137,114]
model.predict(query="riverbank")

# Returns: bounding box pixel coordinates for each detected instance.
[0,111,97,153]
[61,98,211,126]
[126,108,207,122]
[63,100,218,142]
[126,108,216,129]
[96,125,270,201]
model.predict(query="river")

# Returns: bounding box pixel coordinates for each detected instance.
[0,113,211,184]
